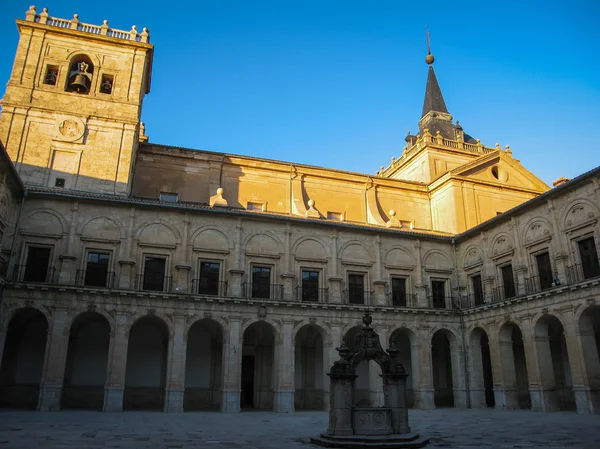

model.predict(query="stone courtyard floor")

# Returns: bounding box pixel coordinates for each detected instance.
[0,409,599,449]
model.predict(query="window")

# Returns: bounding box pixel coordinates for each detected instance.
[301,270,319,302]
[198,261,220,295]
[501,264,516,299]
[327,211,343,221]
[251,266,271,299]
[44,65,58,85]
[578,237,600,280]
[55,178,65,188]
[471,274,484,306]
[431,280,446,309]
[84,252,110,287]
[391,277,407,307]
[142,256,167,291]
[536,252,553,290]
[100,74,114,94]
[247,202,263,211]
[23,246,52,282]
[348,274,365,304]
[159,192,179,203]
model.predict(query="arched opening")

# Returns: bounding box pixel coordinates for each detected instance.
[432,330,454,407]
[534,315,575,411]
[498,322,531,409]
[0,308,48,409]
[65,54,94,94]
[184,319,223,410]
[389,328,418,407]
[295,324,325,410]
[242,321,275,410]
[469,328,494,408]
[61,312,110,410]
[578,306,600,412]
[124,316,169,410]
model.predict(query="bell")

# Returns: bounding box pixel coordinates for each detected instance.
[70,73,89,93]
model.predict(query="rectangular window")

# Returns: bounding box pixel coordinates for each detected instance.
[159,192,179,203]
[391,277,407,307]
[247,202,263,211]
[301,270,319,302]
[501,264,516,299]
[251,266,271,299]
[198,261,220,295]
[84,252,110,287]
[536,252,553,290]
[578,237,600,280]
[100,74,114,94]
[327,211,343,221]
[24,246,52,282]
[431,280,446,309]
[348,274,365,304]
[44,65,58,85]
[471,274,484,306]
[142,256,167,291]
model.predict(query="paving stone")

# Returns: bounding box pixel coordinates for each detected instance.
[0,409,599,448]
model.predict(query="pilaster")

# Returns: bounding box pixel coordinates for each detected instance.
[164,314,186,413]
[38,308,69,411]
[221,316,242,412]
[103,312,129,412]
[273,319,295,412]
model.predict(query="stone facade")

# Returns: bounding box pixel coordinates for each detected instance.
[0,6,599,416]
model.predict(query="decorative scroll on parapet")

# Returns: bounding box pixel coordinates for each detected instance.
[290,168,310,216]
[365,183,387,226]
[210,187,227,207]
[25,6,150,43]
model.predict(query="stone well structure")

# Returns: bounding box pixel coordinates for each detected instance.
[311,313,429,448]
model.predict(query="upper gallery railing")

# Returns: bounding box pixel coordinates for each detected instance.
[24,6,150,43]
[378,128,507,177]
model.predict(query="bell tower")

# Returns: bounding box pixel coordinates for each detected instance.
[0,6,153,195]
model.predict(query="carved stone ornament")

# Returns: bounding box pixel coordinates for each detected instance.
[55,116,86,142]
[257,305,267,319]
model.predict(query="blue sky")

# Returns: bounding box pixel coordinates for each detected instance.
[0,1,599,185]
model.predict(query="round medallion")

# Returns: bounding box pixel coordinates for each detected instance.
[59,119,80,137]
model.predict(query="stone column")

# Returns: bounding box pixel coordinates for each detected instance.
[495,334,519,409]
[531,332,559,411]
[451,342,468,408]
[382,374,411,434]
[413,241,427,308]
[327,374,355,436]
[221,316,242,412]
[414,329,434,409]
[574,322,600,414]
[164,314,186,412]
[38,308,69,411]
[229,270,245,297]
[520,317,551,412]
[562,313,593,414]
[468,338,487,408]
[273,319,295,412]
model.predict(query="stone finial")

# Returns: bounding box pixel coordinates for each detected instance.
[39,7,49,24]
[138,122,148,142]
[141,27,150,43]
[305,199,320,218]
[71,14,79,30]
[129,25,138,41]
[386,209,401,228]
[100,20,109,35]
[495,142,501,150]
[26,5,37,21]
[362,311,373,327]
[435,130,443,144]
[210,187,227,207]
[505,144,512,156]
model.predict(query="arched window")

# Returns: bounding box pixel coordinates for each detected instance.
[65,55,94,94]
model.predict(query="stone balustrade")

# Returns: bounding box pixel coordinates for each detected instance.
[25,6,150,43]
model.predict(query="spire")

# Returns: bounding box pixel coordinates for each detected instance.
[421,27,448,118]
[421,65,448,118]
